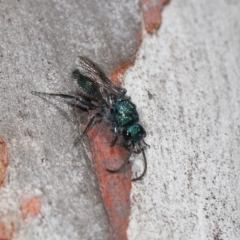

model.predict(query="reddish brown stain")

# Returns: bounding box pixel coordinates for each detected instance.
[110,60,134,85]
[0,218,14,240]
[19,196,41,220]
[139,0,169,33]
[87,121,131,240]
[0,136,8,187]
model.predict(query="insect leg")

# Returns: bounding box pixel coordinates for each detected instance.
[143,140,150,148]
[133,145,141,154]
[111,122,118,147]
[132,143,147,181]
[82,113,103,134]
[31,91,98,110]
[74,113,102,146]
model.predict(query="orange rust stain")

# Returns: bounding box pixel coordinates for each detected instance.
[0,136,8,187]
[87,121,131,240]
[110,60,134,85]
[0,218,14,240]
[139,0,169,33]
[19,196,41,220]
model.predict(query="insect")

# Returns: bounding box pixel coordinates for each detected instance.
[32,56,148,181]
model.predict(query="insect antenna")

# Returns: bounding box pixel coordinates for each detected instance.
[143,140,150,148]
[132,143,147,181]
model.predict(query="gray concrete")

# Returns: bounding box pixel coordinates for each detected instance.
[126,0,240,239]
[1,0,240,239]
[0,1,140,239]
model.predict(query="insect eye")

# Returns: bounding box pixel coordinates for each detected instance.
[122,129,131,141]
[138,127,146,139]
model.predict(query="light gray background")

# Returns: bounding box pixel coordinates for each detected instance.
[126,0,240,239]
[0,0,240,239]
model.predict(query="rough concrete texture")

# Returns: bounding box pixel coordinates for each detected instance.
[125,0,240,239]
[1,0,240,239]
[0,1,140,239]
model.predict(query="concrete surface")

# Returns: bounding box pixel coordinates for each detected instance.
[0,1,140,239]
[1,0,240,239]
[125,0,240,239]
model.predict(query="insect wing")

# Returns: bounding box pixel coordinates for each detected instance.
[75,56,126,96]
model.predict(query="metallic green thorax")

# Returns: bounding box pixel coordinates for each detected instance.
[113,98,139,126]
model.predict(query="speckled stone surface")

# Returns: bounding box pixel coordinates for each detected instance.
[0,1,140,239]
[125,0,240,239]
[1,0,240,239]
